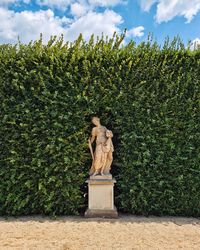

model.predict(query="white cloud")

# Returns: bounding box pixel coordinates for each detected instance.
[190,38,200,50]
[0,0,30,5]
[70,0,125,17]
[36,0,124,10]
[65,10,123,41]
[156,0,200,23]
[0,0,16,4]
[37,0,73,10]
[88,0,123,7]
[127,26,145,38]
[70,2,89,17]
[0,8,123,44]
[140,0,157,11]
[0,8,69,43]
[0,7,16,40]
[139,0,200,23]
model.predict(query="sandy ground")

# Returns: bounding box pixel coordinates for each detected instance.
[0,215,200,250]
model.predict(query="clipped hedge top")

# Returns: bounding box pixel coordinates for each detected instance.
[0,34,199,216]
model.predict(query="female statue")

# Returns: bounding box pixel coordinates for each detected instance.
[88,117,114,176]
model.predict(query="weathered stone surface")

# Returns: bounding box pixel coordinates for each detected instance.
[85,117,118,218]
[85,177,118,218]
[89,174,112,180]
[88,117,114,176]
[85,207,118,219]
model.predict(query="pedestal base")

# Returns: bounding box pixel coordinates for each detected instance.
[85,207,118,219]
[85,175,118,219]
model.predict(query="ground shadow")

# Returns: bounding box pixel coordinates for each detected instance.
[0,213,200,226]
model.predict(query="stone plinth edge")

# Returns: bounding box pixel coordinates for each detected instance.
[90,174,112,180]
[86,178,116,185]
[85,207,118,219]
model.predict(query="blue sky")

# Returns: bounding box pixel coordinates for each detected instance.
[0,0,199,46]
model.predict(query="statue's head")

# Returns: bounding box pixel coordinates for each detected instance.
[92,116,100,126]
[106,130,113,138]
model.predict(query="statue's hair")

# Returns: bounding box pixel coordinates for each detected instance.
[92,116,100,122]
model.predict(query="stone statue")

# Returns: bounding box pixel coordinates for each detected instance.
[88,117,114,176]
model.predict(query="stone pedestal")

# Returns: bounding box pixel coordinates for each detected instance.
[85,175,118,218]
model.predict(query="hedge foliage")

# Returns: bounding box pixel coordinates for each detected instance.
[0,34,199,216]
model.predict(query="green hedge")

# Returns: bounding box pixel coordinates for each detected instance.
[0,34,199,216]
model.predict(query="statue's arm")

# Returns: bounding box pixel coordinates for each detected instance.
[88,127,96,145]
[90,135,95,144]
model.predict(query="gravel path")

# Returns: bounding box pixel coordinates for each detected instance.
[0,215,200,250]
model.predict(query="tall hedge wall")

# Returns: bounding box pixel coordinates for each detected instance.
[0,34,199,216]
